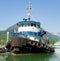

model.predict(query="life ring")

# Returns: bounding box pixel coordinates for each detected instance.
[41,43,43,47]
[28,41,35,46]
[43,44,46,48]
[46,46,49,49]
[36,43,41,48]
[31,41,35,46]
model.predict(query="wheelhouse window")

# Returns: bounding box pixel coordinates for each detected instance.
[21,24,23,27]
[28,24,30,26]
[21,23,29,27]
[36,24,40,28]
[24,24,27,26]
[20,23,40,27]
[34,24,36,27]
[31,23,36,27]
[38,25,40,28]
[31,23,34,26]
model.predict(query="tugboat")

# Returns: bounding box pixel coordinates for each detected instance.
[6,2,54,54]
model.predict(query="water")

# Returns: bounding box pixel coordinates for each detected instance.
[0,42,60,61]
[0,52,60,61]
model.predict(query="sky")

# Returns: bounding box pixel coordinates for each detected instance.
[0,0,60,33]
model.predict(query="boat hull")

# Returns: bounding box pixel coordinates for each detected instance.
[6,36,54,54]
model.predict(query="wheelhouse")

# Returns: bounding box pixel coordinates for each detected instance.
[17,21,40,28]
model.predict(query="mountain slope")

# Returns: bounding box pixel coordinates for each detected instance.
[0,31,7,41]
[46,32,60,40]
[51,32,60,37]
[6,24,18,32]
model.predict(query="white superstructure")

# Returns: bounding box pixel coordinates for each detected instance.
[18,23,40,32]
[17,21,41,42]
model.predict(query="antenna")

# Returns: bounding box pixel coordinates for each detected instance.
[27,2,32,20]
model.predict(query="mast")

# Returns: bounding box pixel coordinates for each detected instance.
[27,2,32,20]
[7,32,9,42]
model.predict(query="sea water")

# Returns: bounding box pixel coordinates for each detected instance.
[0,42,60,61]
